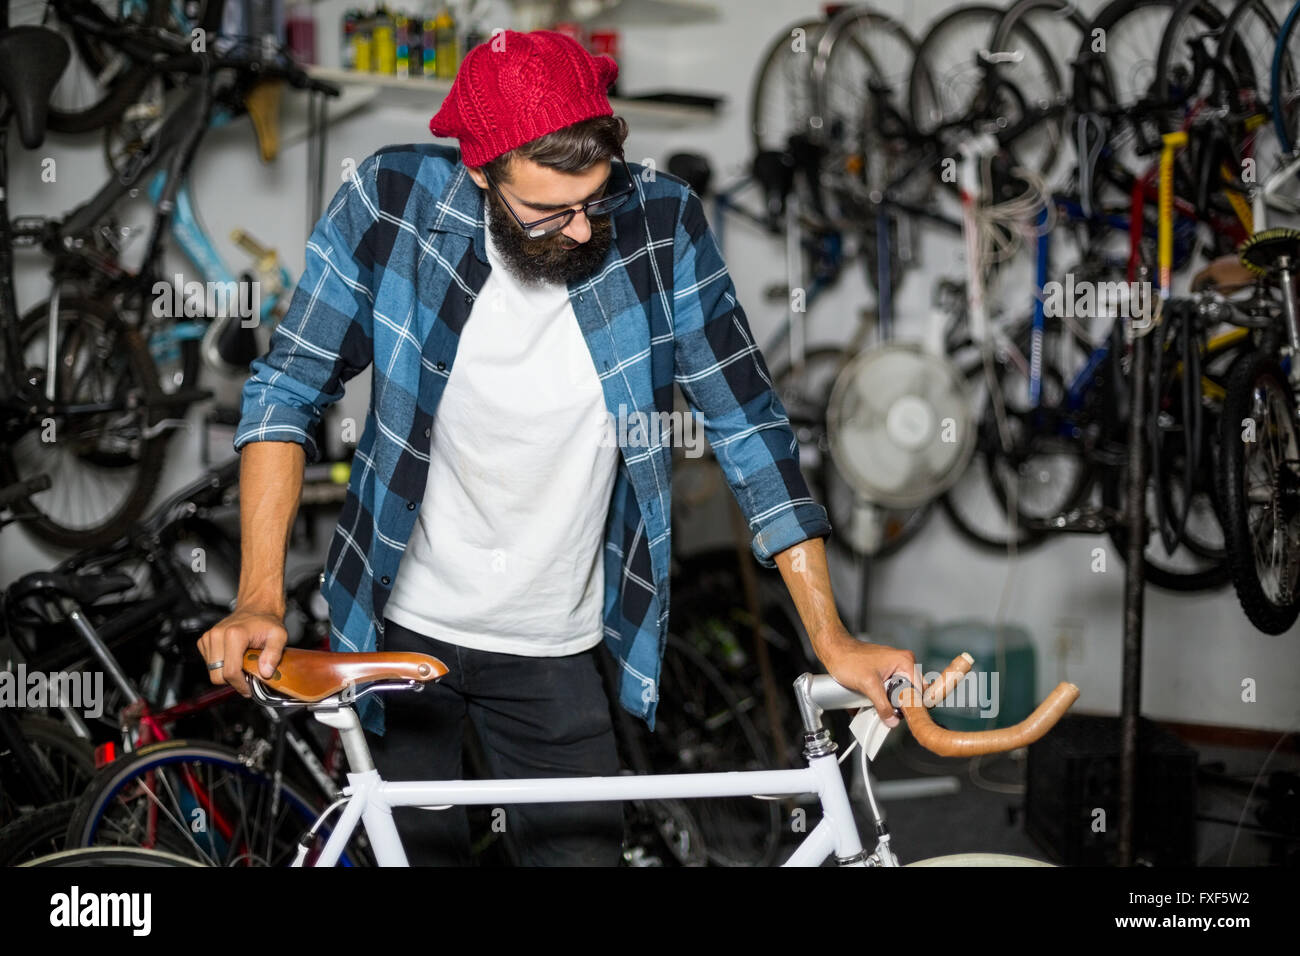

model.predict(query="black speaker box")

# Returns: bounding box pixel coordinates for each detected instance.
[1025,714,1197,866]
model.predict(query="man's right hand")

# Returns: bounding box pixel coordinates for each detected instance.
[198,608,289,697]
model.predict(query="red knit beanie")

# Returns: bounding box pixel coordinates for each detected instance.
[429,29,619,168]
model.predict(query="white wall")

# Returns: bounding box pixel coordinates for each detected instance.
[4,0,1298,732]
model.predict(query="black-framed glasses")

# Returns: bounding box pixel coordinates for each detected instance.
[483,156,637,240]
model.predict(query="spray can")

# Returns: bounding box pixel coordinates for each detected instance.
[435,7,457,79]
[353,17,373,72]
[341,8,359,70]
[373,7,396,75]
[395,13,410,75]
[422,11,438,78]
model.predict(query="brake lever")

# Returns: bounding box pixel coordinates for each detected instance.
[847,675,911,761]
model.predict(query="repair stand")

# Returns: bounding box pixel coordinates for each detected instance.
[1118,317,1152,867]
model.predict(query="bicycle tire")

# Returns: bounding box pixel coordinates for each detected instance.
[1101,455,1231,592]
[806,7,919,294]
[0,799,80,865]
[0,296,171,550]
[749,16,826,156]
[1219,0,1290,101]
[990,0,1089,52]
[21,846,207,866]
[940,335,1073,553]
[987,0,1090,169]
[1154,0,1260,129]
[953,312,1099,548]
[1098,326,1242,592]
[1217,350,1300,632]
[1272,0,1300,151]
[1075,0,1220,114]
[982,364,1096,539]
[36,0,169,134]
[65,739,370,867]
[2,715,97,812]
[909,3,1064,173]
[1074,0,1230,202]
[905,851,1054,866]
[159,514,241,613]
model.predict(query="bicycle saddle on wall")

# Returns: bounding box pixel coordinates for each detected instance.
[0,26,71,149]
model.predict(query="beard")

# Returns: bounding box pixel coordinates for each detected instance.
[484,187,614,286]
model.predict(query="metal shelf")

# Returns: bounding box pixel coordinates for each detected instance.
[286,65,719,139]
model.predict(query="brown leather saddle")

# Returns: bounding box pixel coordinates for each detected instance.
[243,647,447,704]
[1191,254,1258,293]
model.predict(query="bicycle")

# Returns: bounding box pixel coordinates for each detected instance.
[0,473,99,831]
[1216,222,1300,633]
[0,19,339,548]
[0,458,363,864]
[233,645,1080,867]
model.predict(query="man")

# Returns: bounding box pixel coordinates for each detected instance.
[200,29,917,866]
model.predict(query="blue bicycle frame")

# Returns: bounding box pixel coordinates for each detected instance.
[140,104,292,372]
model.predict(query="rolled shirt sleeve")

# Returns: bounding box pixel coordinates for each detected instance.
[233,158,380,463]
[671,188,832,567]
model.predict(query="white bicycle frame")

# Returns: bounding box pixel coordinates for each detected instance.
[285,672,902,868]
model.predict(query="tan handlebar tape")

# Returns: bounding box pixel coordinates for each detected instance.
[896,680,1080,757]
[921,652,975,708]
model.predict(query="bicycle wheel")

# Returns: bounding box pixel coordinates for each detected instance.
[750,16,827,156]
[22,846,206,865]
[812,7,916,166]
[808,7,919,294]
[65,739,372,866]
[988,0,1090,171]
[906,851,1054,865]
[1154,0,1262,128]
[1273,0,1300,151]
[8,0,166,134]
[1218,0,1297,194]
[0,799,79,865]
[649,635,783,867]
[941,330,1079,552]
[621,796,707,867]
[910,3,1065,174]
[0,715,96,826]
[1100,324,1240,592]
[965,317,1098,539]
[1075,0,1229,196]
[0,297,171,550]
[1101,455,1229,592]
[1217,350,1300,632]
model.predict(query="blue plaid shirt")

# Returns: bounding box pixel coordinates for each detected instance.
[234,143,831,735]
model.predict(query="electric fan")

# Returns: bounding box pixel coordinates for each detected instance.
[826,342,975,513]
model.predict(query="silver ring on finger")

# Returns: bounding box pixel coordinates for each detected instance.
[207,659,225,671]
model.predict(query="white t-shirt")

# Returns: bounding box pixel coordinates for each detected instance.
[384,222,620,655]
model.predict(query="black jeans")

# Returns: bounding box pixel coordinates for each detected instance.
[366,617,625,866]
